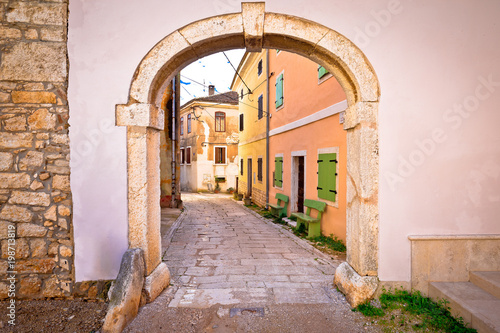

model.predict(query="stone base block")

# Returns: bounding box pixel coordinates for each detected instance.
[144,262,170,303]
[334,262,378,307]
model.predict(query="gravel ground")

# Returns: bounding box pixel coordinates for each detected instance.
[0,299,107,333]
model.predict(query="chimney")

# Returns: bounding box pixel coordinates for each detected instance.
[208,85,215,96]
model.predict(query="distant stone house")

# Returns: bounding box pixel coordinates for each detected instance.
[179,89,239,192]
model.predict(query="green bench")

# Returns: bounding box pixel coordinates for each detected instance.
[291,199,326,238]
[267,193,289,218]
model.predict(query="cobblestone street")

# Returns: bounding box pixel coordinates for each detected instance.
[164,193,343,307]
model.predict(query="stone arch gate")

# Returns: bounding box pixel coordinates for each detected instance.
[115,3,380,303]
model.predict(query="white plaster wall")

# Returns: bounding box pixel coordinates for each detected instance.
[68,0,500,282]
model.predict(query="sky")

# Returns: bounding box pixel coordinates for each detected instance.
[179,49,246,103]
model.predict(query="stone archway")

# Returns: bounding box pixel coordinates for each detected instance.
[116,2,380,303]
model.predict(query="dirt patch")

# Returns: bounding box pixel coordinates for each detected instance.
[0,299,107,333]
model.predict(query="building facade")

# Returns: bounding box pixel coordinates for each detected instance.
[179,90,239,193]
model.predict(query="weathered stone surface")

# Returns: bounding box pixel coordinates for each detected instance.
[334,262,379,307]
[102,249,145,333]
[51,134,68,145]
[28,109,56,130]
[58,204,70,216]
[39,171,50,181]
[52,174,70,191]
[0,26,22,39]
[0,153,13,171]
[0,222,13,239]
[0,42,67,82]
[116,104,164,130]
[0,261,8,274]
[42,276,64,297]
[12,91,57,104]
[0,92,10,103]
[6,2,67,26]
[0,173,30,189]
[2,238,29,259]
[9,191,50,206]
[0,132,33,149]
[143,262,170,303]
[242,2,264,51]
[0,282,8,299]
[48,242,58,256]
[0,204,33,222]
[19,276,42,296]
[44,205,57,221]
[25,28,38,39]
[4,115,27,131]
[30,238,47,257]
[17,223,47,237]
[59,245,72,257]
[40,27,65,42]
[30,180,44,191]
[19,151,44,169]
[17,258,55,274]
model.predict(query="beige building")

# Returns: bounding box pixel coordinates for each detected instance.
[179,89,239,192]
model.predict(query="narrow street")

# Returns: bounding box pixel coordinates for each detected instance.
[125,193,382,332]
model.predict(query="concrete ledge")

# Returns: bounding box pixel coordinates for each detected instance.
[143,262,171,303]
[409,234,500,241]
[334,262,379,307]
[116,103,164,130]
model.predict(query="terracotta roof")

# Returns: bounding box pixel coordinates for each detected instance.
[181,91,238,109]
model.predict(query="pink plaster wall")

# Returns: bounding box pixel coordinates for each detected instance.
[69,0,500,282]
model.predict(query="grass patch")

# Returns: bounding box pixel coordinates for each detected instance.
[309,234,346,252]
[353,289,477,333]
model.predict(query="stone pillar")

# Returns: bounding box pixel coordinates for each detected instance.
[116,103,170,302]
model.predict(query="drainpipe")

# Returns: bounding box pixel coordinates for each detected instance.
[265,49,270,208]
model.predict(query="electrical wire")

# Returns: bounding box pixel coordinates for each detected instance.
[223,51,252,94]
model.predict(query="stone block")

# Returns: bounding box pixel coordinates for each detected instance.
[0,26,21,39]
[116,103,164,130]
[9,191,50,206]
[0,204,32,222]
[17,258,55,274]
[58,204,70,216]
[334,262,379,307]
[30,180,44,191]
[4,115,27,131]
[42,276,64,297]
[44,205,57,221]
[0,153,13,171]
[59,245,71,257]
[6,2,67,26]
[17,223,47,237]
[143,262,170,303]
[19,275,42,296]
[0,173,30,189]
[19,151,44,170]
[40,27,65,42]
[52,174,70,191]
[29,238,47,257]
[0,222,13,240]
[28,109,56,130]
[0,282,8,299]
[0,133,33,149]
[12,92,56,104]
[241,2,264,51]
[1,238,29,259]
[25,28,38,39]
[0,42,67,82]
[102,248,145,333]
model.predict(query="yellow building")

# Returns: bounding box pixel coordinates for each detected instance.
[231,51,269,206]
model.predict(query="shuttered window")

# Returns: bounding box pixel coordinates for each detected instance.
[239,114,244,131]
[275,73,284,108]
[274,156,283,187]
[180,117,184,136]
[258,95,263,119]
[240,158,244,175]
[257,158,263,181]
[317,153,337,202]
[318,65,329,80]
[186,147,191,164]
[257,59,263,76]
[215,112,225,132]
[215,147,226,164]
[180,148,185,164]
[187,114,191,133]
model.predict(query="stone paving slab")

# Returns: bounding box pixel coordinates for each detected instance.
[163,193,341,308]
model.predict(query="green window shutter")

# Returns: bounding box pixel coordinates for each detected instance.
[317,153,337,202]
[274,157,283,187]
[318,65,329,79]
[275,73,284,108]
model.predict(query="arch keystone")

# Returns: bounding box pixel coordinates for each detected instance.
[242,2,265,52]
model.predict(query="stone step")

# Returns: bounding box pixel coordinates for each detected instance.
[429,281,500,333]
[471,271,500,300]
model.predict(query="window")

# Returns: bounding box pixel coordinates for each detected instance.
[317,153,337,202]
[274,156,283,187]
[215,146,226,164]
[180,117,184,136]
[180,148,185,164]
[215,112,225,132]
[240,158,244,175]
[318,65,329,80]
[258,95,263,119]
[275,73,284,109]
[187,114,191,133]
[186,147,191,164]
[257,59,263,76]
[257,158,263,182]
[239,113,244,131]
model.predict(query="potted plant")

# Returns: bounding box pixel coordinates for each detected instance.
[243,195,252,206]
[237,193,243,201]
[227,187,234,194]
[214,182,220,193]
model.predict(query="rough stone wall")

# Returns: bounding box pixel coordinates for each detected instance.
[251,186,266,207]
[0,0,72,298]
